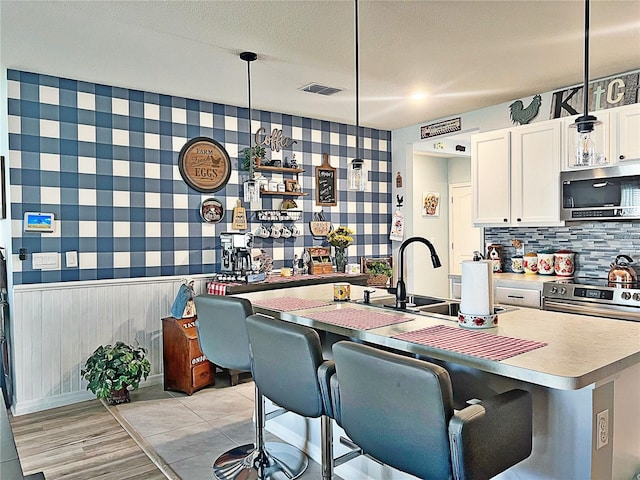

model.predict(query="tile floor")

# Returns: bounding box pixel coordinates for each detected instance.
[113,373,333,480]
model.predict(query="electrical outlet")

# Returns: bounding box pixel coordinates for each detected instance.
[596,409,609,449]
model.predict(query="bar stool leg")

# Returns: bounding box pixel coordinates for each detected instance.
[212,385,308,480]
[321,415,333,480]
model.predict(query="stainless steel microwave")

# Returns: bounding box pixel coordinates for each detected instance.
[561,164,640,221]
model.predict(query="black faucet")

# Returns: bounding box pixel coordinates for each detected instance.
[394,236,441,309]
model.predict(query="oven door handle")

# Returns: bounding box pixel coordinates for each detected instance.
[543,299,640,321]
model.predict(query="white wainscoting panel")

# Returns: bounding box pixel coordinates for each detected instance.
[11,275,210,415]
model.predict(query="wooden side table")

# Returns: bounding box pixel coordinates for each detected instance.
[162,316,216,395]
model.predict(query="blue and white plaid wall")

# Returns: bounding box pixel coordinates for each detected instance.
[7,70,392,285]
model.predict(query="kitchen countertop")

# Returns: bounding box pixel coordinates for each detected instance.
[237,283,640,391]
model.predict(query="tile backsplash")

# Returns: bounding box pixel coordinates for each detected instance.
[485,222,640,277]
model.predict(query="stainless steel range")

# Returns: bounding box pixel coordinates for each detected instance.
[542,277,640,322]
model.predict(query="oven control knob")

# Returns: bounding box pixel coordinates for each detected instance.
[633,293,640,302]
[559,287,567,295]
[550,286,558,294]
[621,291,632,300]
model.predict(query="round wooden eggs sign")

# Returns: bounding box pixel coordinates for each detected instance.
[178,137,232,193]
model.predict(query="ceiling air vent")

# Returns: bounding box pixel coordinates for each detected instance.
[299,83,343,96]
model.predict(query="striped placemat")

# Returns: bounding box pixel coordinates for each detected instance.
[392,325,547,361]
[252,297,332,312]
[303,307,413,330]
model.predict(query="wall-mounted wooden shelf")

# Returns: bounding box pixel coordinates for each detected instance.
[256,166,304,174]
[261,191,308,197]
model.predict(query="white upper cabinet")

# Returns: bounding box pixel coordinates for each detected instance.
[561,103,640,171]
[472,120,562,227]
[611,103,640,163]
[471,129,511,225]
[511,120,562,226]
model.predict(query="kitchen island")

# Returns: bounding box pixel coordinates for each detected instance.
[236,283,640,480]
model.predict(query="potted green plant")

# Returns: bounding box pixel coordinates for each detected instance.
[366,260,393,286]
[242,145,266,170]
[81,341,151,405]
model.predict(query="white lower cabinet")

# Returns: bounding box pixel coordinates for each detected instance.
[450,275,543,309]
[495,285,541,309]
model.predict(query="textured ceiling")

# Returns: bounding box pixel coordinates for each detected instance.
[1,0,639,130]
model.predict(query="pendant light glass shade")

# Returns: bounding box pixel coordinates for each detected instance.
[569,0,606,167]
[569,115,605,167]
[349,158,367,191]
[348,0,367,191]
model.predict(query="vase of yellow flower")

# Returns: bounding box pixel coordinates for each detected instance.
[327,226,354,273]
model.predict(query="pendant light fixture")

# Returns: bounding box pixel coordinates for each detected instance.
[348,0,367,191]
[241,51,261,203]
[569,0,605,167]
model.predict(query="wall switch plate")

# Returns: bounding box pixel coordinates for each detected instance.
[66,251,78,268]
[596,409,609,449]
[32,252,60,270]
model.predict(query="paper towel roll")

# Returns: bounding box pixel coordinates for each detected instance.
[460,260,494,315]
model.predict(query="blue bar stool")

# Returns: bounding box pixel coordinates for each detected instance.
[332,341,533,480]
[246,314,337,480]
[194,295,308,480]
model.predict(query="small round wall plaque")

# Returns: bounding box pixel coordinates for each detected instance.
[178,137,232,193]
[200,198,224,223]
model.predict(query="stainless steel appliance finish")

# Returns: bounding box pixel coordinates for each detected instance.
[542,277,640,322]
[220,232,252,274]
[560,164,640,221]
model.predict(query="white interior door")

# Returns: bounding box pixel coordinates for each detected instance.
[449,182,483,275]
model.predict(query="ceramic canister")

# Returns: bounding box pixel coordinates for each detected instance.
[554,250,575,276]
[537,251,555,275]
[333,282,350,301]
[523,253,538,274]
[511,257,524,273]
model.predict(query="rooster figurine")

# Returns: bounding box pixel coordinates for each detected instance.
[509,94,542,125]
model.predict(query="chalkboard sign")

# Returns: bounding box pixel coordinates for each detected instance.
[315,153,337,206]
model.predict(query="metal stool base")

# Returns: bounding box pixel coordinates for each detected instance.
[213,441,308,480]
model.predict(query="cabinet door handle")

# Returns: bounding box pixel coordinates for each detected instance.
[507,295,525,299]
[503,218,508,222]
[620,155,625,160]
[516,218,521,222]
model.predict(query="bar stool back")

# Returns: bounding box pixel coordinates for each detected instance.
[247,314,336,480]
[332,341,533,480]
[194,295,307,480]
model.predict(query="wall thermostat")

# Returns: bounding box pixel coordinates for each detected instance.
[24,212,55,233]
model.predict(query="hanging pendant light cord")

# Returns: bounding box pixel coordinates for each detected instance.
[582,0,590,117]
[240,51,257,177]
[247,59,253,177]
[355,0,360,161]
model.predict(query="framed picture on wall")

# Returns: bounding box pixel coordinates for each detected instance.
[422,191,440,217]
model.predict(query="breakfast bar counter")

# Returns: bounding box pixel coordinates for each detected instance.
[235,283,640,480]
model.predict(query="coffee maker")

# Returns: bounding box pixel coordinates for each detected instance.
[220,233,252,274]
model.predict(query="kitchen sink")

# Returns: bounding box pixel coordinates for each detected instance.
[356,293,514,320]
[418,301,461,317]
[356,294,448,311]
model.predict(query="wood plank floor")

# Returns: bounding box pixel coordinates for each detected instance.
[8,400,167,479]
